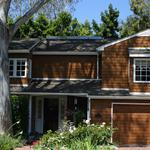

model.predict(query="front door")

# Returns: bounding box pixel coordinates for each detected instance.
[44,98,59,132]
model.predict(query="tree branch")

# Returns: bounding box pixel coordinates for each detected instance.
[0,0,11,23]
[9,0,50,38]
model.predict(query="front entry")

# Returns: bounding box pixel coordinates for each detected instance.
[44,98,59,132]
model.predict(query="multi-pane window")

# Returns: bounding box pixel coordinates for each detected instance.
[9,59,27,77]
[134,59,150,82]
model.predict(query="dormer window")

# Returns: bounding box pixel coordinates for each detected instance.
[134,59,150,82]
[9,58,27,78]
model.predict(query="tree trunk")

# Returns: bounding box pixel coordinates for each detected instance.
[0,23,12,134]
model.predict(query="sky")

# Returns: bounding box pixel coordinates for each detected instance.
[73,0,133,23]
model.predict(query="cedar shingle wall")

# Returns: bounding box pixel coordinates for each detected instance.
[91,99,111,124]
[32,55,98,79]
[102,37,150,89]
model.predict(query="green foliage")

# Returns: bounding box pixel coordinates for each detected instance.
[34,123,114,150]
[70,18,81,36]
[79,20,93,36]
[15,17,34,39]
[130,0,150,17]
[120,0,150,37]
[11,95,28,137]
[92,19,100,36]
[100,4,119,38]
[0,134,23,150]
[33,14,50,38]
[92,4,119,38]
[120,16,140,37]
[48,11,72,36]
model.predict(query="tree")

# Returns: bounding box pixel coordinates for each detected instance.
[100,4,119,38]
[32,14,50,37]
[120,0,150,37]
[92,4,119,38]
[120,16,140,37]
[70,18,81,36]
[79,19,93,36]
[48,11,72,36]
[130,0,150,17]
[0,0,79,134]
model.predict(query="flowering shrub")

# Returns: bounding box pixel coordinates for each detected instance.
[34,121,116,150]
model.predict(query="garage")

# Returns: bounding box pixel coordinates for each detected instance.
[113,103,150,146]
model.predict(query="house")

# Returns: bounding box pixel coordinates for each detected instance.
[9,29,150,146]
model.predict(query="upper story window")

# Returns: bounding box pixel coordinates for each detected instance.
[134,59,150,83]
[9,58,27,78]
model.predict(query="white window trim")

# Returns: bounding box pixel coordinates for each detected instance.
[9,58,28,78]
[133,58,150,83]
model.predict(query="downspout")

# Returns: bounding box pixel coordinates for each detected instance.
[97,53,99,79]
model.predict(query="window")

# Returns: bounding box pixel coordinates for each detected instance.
[9,59,27,77]
[134,59,150,82]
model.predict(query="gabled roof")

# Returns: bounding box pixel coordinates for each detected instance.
[97,29,150,51]
[33,38,104,53]
[9,38,40,53]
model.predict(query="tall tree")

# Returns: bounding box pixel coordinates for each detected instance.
[48,11,72,36]
[0,0,79,134]
[79,19,93,36]
[120,0,150,37]
[92,4,119,38]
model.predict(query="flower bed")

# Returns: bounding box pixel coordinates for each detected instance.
[34,121,116,150]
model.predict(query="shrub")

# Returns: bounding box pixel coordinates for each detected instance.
[34,122,115,150]
[0,134,23,150]
[11,95,28,137]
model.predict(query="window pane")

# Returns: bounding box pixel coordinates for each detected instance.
[9,71,13,76]
[142,76,146,81]
[136,71,140,75]
[147,76,150,81]
[136,75,141,81]
[17,71,20,76]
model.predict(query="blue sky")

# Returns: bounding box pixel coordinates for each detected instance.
[73,0,133,23]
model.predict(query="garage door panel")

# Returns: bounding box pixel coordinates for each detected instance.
[113,104,150,145]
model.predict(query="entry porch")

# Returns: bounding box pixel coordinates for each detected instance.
[28,95,91,134]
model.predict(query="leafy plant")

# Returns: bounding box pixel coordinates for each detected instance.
[11,95,28,137]
[0,134,23,150]
[34,122,115,150]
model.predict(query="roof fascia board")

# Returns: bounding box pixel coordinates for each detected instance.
[10,91,88,97]
[47,36,102,40]
[9,50,30,53]
[129,54,150,57]
[89,95,150,100]
[129,47,150,50]
[97,29,150,51]
[32,51,98,55]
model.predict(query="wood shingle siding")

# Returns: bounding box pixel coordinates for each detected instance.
[113,104,150,145]
[102,37,150,89]
[32,55,98,79]
[91,99,111,124]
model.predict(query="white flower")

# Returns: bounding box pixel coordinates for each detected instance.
[84,119,90,124]
[102,122,106,125]
[69,129,73,133]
